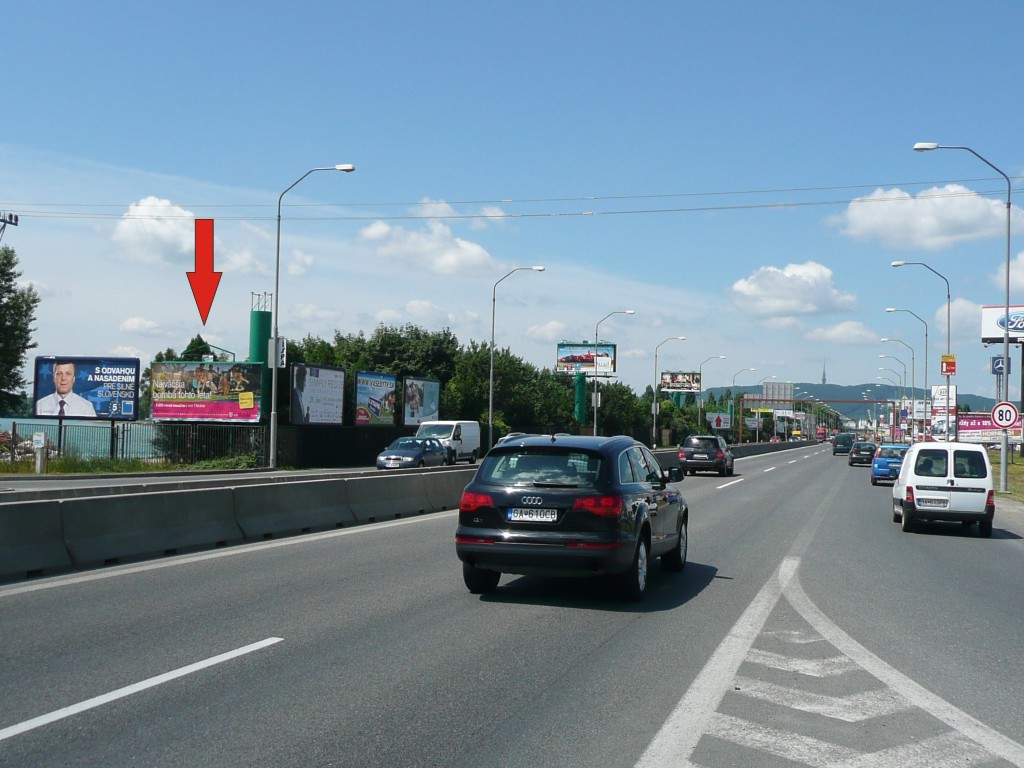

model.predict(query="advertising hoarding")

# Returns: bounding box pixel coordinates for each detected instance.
[930,384,958,438]
[290,363,345,425]
[355,372,397,426]
[403,377,440,425]
[660,371,700,393]
[980,304,1024,344]
[556,342,617,374]
[151,361,263,422]
[956,412,1022,445]
[33,356,141,421]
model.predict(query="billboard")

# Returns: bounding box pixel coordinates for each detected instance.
[980,304,1024,344]
[33,356,141,421]
[660,371,700,393]
[151,361,263,422]
[403,377,440,425]
[556,342,617,374]
[290,363,345,425]
[930,384,958,438]
[355,371,397,426]
[957,412,1023,445]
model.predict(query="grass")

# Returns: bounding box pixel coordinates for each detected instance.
[988,449,1024,499]
[0,453,263,475]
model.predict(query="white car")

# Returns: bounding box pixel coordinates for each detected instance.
[891,441,995,537]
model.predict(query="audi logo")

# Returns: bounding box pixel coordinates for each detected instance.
[519,496,544,506]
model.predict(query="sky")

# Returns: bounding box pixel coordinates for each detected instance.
[3,2,1024,409]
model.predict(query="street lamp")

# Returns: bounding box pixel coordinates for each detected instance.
[732,367,756,387]
[270,164,355,469]
[887,307,929,439]
[731,368,755,441]
[697,355,726,429]
[881,339,915,438]
[913,142,1012,486]
[891,260,951,442]
[488,266,545,447]
[593,310,635,434]
[652,336,686,447]
[754,375,775,442]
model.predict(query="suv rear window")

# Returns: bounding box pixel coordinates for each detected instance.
[684,437,719,451]
[478,450,602,488]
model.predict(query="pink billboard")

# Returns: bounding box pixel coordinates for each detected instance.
[150,362,263,422]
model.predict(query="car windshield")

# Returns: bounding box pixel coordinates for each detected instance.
[416,425,451,438]
[477,450,603,489]
[389,438,423,450]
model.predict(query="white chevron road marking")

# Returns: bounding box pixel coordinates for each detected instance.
[731,675,912,722]
[763,629,824,644]
[707,714,999,768]
[746,648,859,677]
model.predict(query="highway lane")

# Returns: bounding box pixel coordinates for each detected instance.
[1,447,1022,767]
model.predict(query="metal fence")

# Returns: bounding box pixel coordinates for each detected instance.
[3,421,267,466]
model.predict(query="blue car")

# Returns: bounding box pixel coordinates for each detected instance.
[376,437,449,469]
[871,443,908,485]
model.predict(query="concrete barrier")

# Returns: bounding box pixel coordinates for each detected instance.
[0,499,72,580]
[346,473,430,523]
[424,468,474,513]
[233,479,355,539]
[62,488,243,568]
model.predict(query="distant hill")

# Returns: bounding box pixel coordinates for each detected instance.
[705,383,997,421]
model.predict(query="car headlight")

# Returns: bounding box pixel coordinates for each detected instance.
[401,456,415,463]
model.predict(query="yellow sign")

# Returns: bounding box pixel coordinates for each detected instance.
[940,354,957,376]
[238,392,255,410]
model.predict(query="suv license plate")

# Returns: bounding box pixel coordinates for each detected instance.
[509,508,558,522]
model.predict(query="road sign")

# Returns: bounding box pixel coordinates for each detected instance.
[991,401,1019,429]
[941,354,957,375]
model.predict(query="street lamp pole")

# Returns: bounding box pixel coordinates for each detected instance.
[881,341,914,438]
[593,310,635,435]
[697,355,726,430]
[489,266,544,448]
[270,164,355,469]
[887,307,929,439]
[914,142,1012,486]
[731,367,755,441]
[652,336,685,447]
[754,375,775,442]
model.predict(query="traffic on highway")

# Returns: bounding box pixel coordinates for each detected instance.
[2,445,1022,767]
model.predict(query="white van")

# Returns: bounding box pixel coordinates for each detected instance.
[891,441,995,537]
[414,421,481,464]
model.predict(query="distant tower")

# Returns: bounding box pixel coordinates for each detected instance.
[821,359,827,385]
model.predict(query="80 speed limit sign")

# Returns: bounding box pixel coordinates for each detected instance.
[991,401,1019,429]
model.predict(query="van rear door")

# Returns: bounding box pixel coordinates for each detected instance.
[949,447,990,514]
[909,447,952,512]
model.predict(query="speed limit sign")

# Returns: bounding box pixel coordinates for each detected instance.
[991,401,1019,429]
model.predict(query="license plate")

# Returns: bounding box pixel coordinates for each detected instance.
[508,508,558,522]
[694,453,708,459]
[918,498,947,508]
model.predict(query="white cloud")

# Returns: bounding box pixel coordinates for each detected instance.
[413,198,459,220]
[526,320,567,342]
[731,261,855,317]
[290,303,342,322]
[222,246,266,275]
[946,297,982,343]
[112,196,194,265]
[374,309,403,324]
[358,219,495,275]
[287,249,315,277]
[991,249,1024,293]
[470,205,509,230]
[832,185,1010,250]
[804,321,876,344]
[622,347,647,359]
[119,316,161,335]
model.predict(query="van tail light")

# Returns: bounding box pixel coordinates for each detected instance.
[906,486,915,505]
[459,491,494,512]
[986,490,995,507]
[572,495,625,516]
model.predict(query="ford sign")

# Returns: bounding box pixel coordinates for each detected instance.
[997,312,1024,332]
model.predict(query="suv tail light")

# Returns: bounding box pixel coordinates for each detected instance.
[460,491,494,512]
[572,495,624,516]
[715,450,724,459]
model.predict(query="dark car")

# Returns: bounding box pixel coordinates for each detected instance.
[871,443,908,485]
[455,435,688,601]
[678,434,734,476]
[376,437,449,469]
[832,433,855,455]
[848,441,876,466]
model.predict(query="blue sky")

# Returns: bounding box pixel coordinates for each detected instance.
[3,2,1023,406]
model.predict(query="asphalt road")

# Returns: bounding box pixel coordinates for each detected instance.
[2,447,1022,767]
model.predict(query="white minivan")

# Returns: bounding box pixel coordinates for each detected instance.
[414,420,481,464]
[891,441,995,537]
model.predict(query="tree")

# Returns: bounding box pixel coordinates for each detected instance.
[0,245,41,414]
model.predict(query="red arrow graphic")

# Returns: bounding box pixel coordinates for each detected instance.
[187,219,222,325]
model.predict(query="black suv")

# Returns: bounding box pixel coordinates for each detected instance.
[678,434,735,476]
[455,435,688,601]
[832,433,855,455]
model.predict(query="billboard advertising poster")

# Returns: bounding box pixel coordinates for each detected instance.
[556,342,617,374]
[151,362,263,422]
[660,371,700,393]
[957,412,1023,445]
[980,304,1024,344]
[33,356,141,421]
[403,377,440,425]
[291,364,345,425]
[355,372,397,426]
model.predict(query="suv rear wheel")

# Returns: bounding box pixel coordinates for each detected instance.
[463,563,500,594]
[661,519,687,572]
[620,537,649,602]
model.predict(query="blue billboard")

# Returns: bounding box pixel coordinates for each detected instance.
[33,356,141,421]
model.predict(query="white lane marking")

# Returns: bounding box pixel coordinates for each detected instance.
[715,478,744,490]
[762,629,823,644]
[745,648,859,677]
[785,575,1024,766]
[763,467,776,473]
[0,637,283,742]
[832,730,998,768]
[731,675,912,722]
[634,557,799,767]
[788,459,799,464]
[0,511,460,598]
